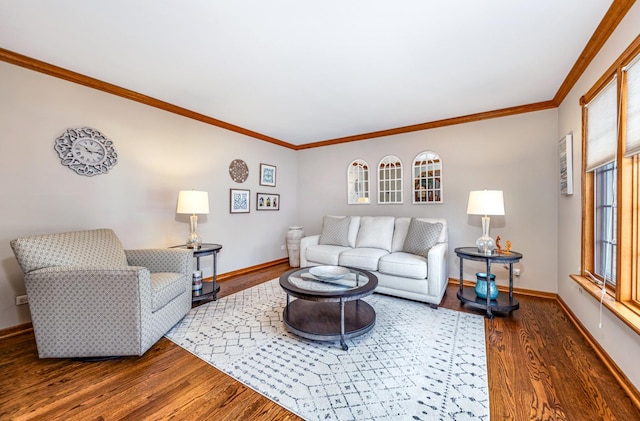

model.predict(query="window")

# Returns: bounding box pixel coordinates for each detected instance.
[347,159,370,204]
[584,78,618,291]
[412,151,443,204]
[593,162,616,287]
[378,155,402,204]
[580,40,640,320]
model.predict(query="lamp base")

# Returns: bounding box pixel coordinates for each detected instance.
[187,215,202,250]
[476,215,495,255]
[476,236,495,255]
[186,241,202,250]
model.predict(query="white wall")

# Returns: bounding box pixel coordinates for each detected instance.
[557,4,640,390]
[0,62,298,329]
[297,109,559,293]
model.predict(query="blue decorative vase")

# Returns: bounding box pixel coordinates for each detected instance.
[475,272,498,300]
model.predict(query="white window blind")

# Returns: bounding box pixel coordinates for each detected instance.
[624,55,640,157]
[586,77,618,172]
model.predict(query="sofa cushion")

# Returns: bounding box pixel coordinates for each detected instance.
[347,216,361,247]
[319,216,351,247]
[339,248,389,271]
[306,244,350,265]
[391,217,411,252]
[355,216,395,251]
[150,272,186,312]
[403,218,443,257]
[379,252,428,279]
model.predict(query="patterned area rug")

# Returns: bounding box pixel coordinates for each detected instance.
[165,279,489,420]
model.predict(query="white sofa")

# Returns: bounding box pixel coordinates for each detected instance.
[300,216,448,307]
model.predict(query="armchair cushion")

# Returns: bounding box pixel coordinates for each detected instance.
[151,272,188,312]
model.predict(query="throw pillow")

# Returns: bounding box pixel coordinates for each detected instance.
[318,216,351,247]
[403,218,443,257]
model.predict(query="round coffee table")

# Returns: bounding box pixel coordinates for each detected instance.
[279,266,378,350]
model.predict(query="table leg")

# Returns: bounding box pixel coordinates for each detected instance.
[286,294,290,322]
[459,256,464,294]
[486,260,493,319]
[213,250,218,301]
[509,263,514,301]
[340,299,348,351]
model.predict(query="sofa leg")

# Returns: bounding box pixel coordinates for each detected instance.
[428,303,438,310]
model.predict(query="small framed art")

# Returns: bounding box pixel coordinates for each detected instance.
[259,163,277,187]
[257,193,280,211]
[559,133,573,195]
[230,189,250,213]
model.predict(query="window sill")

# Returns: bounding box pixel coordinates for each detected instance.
[570,274,640,335]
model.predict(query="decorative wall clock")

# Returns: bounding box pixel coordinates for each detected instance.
[229,159,249,183]
[54,127,118,176]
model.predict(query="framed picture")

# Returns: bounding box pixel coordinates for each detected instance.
[559,133,573,195]
[230,189,250,213]
[259,163,277,187]
[256,193,280,211]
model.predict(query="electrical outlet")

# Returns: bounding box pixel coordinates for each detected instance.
[15,295,28,305]
[280,245,286,250]
[513,268,521,277]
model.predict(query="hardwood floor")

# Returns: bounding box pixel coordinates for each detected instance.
[1,262,639,420]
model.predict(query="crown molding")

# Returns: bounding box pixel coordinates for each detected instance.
[0,48,296,150]
[0,1,634,150]
[295,101,556,150]
[553,0,636,105]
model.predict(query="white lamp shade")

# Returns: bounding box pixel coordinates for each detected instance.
[176,190,210,214]
[466,190,505,216]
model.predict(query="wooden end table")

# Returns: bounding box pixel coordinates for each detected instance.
[455,247,522,318]
[172,243,222,302]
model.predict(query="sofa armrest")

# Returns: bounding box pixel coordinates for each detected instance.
[300,235,320,267]
[427,242,448,295]
[125,249,193,276]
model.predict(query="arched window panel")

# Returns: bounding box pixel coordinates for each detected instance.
[413,151,443,204]
[378,155,403,204]
[347,159,370,204]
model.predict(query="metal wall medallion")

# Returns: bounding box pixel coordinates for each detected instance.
[229,159,249,183]
[54,127,118,176]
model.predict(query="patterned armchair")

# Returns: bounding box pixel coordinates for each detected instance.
[10,229,193,359]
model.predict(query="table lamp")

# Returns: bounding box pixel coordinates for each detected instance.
[176,189,209,250]
[466,189,505,255]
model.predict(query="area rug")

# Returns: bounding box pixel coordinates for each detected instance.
[165,279,489,420]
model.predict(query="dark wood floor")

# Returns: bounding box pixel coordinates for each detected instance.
[1,262,639,420]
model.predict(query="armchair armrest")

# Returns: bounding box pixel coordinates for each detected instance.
[125,249,193,275]
[24,266,153,357]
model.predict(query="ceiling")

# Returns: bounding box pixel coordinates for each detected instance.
[0,1,618,146]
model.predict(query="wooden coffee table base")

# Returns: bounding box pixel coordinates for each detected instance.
[283,299,376,350]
